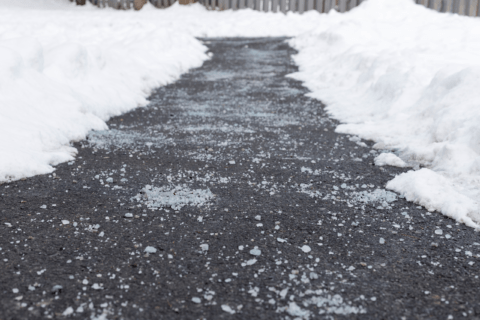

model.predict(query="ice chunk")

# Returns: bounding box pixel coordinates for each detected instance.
[144,246,157,254]
[200,244,209,252]
[300,245,311,253]
[221,305,236,314]
[192,297,201,304]
[249,247,261,256]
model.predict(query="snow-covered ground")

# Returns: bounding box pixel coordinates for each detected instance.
[2,0,480,229]
[290,0,480,228]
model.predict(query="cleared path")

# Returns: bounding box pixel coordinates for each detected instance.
[1,38,479,319]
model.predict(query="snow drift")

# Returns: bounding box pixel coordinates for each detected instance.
[290,0,480,227]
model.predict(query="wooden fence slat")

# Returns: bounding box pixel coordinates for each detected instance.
[272,0,279,12]
[315,0,324,12]
[289,0,296,12]
[468,0,479,16]
[247,0,254,8]
[263,0,269,11]
[254,0,261,10]
[348,0,357,10]
[442,0,453,11]
[453,0,460,13]
[239,0,246,9]
[298,0,305,12]
[307,0,314,11]
[280,0,287,12]
[323,0,333,12]
[339,0,347,12]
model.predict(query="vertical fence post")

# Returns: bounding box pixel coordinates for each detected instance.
[272,0,279,12]
[280,0,287,12]
[263,0,269,11]
[468,0,479,16]
[298,0,305,12]
[289,0,296,11]
[239,0,246,9]
[315,0,324,12]
[254,0,261,10]
[247,0,254,8]
[324,0,333,11]
[307,0,314,11]
[338,0,347,12]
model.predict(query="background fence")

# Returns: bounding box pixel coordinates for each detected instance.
[81,0,480,16]
[200,0,480,15]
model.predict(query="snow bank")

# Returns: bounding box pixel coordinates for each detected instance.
[290,0,480,227]
[0,1,321,182]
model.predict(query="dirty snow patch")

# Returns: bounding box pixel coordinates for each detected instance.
[133,184,214,211]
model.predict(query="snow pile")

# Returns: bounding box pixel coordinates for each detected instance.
[374,153,407,168]
[290,0,480,227]
[0,1,207,181]
[133,184,215,210]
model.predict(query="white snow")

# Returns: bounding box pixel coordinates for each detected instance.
[300,245,311,253]
[221,304,236,314]
[249,247,261,256]
[374,153,407,168]
[290,0,480,228]
[144,246,157,253]
[133,184,215,210]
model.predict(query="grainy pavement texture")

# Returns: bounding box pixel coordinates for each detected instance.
[1,38,480,320]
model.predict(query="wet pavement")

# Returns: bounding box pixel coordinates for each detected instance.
[1,37,480,319]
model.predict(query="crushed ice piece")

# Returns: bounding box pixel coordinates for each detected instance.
[200,244,209,252]
[51,285,63,293]
[379,238,385,244]
[255,215,261,221]
[300,245,311,253]
[61,220,69,225]
[40,205,47,209]
[132,184,214,210]
[63,307,74,316]
[246,259,257,266]
[221,305,236,314]
[144,246,157,254]
[229,160,236,165]
[435,229,443,235]
[12,288,18,294]
[197,216,203,222]
[91,283,103,290]
[249,247,261,256]
[347,266,355,271]
[124,213,133,218]
[277,238,287,243]
[192,297,201,304]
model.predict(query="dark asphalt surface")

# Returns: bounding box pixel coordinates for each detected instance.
[1,38,480,320]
